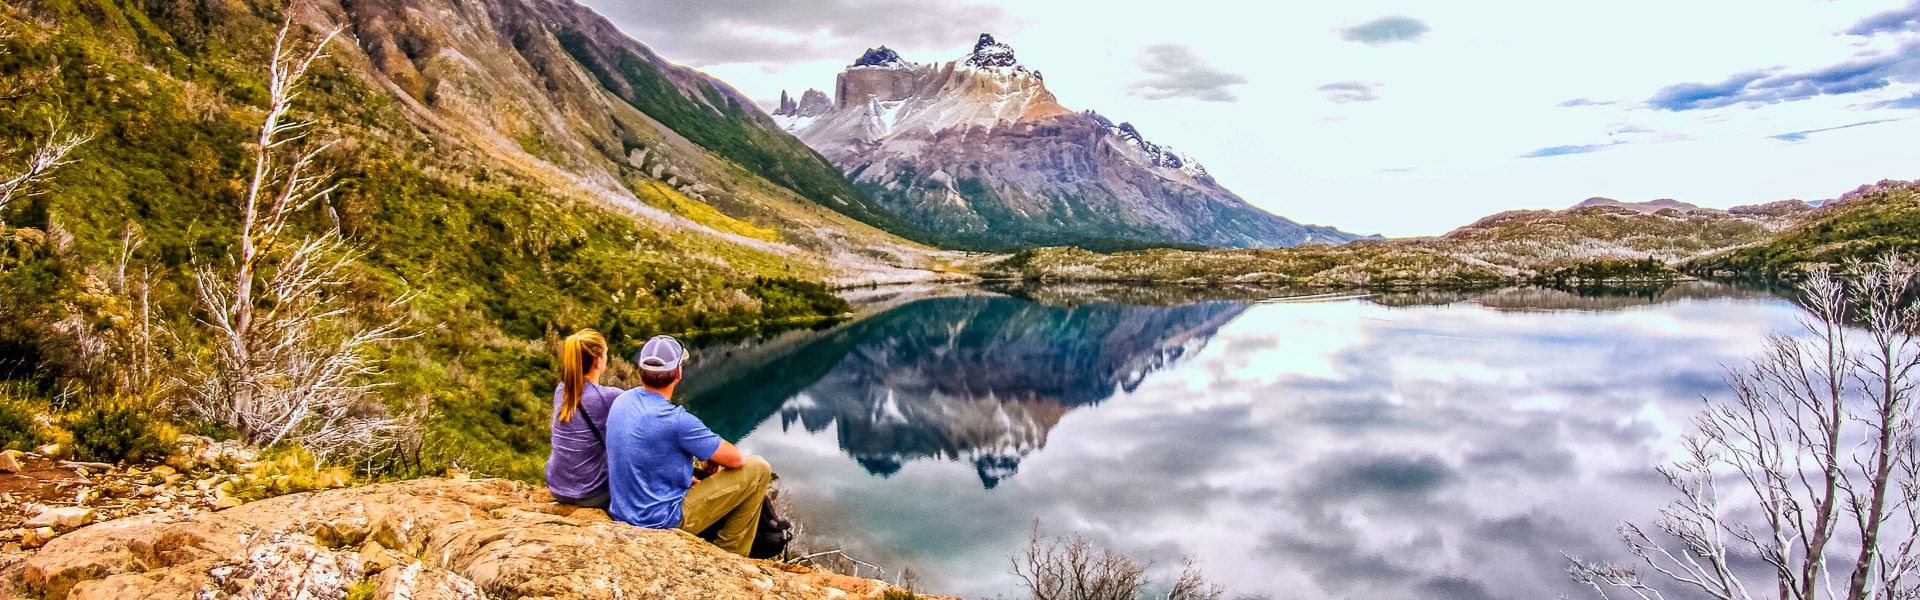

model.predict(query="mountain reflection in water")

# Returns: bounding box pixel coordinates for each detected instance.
[674,283,1812,599]
[681,295,1246,487]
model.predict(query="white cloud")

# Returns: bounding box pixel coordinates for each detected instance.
[1126,44,1250,102]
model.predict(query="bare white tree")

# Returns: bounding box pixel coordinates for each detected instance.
[0,119,92,227]
[1011,526,1222,600]
[1167,558,1224,600]
[1568,254,1920,600]
[188,18,415,461]
[1012,528,1149,600]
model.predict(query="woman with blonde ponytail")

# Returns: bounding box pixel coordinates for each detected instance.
[545,329,623,508]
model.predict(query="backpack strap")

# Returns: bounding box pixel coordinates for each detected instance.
[575,386,606,444]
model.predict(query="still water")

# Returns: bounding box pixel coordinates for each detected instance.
[676,282,1806,599]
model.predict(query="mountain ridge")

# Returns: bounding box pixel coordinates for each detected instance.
[773,33,1366,252]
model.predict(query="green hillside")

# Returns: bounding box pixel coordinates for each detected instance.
[0,0,929,479]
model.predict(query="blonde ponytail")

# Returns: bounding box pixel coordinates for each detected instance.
[558,329,608,423]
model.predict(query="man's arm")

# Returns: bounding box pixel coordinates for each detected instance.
[706,440,745,469]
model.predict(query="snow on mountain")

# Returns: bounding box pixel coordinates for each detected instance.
[1084,111,1209,178]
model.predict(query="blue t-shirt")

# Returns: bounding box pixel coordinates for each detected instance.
[605,388,724,528]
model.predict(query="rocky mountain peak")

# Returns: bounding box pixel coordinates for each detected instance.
[851,46,907,68]
[796,89,832,115]
[964,33,1021,70]
[774,89,834,118]
[780,35,1355,250]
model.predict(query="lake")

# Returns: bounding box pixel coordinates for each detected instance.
[675,281,1807,599]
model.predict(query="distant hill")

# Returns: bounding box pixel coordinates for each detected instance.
[773,35,1366,251]
[1569,197,1701,213]
[996,189,1819,287]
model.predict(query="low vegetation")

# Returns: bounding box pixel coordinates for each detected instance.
[1531,256,1676,286]
[63,394,176,464]
[0,383,45,451]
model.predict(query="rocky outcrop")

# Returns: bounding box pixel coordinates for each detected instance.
[3,477,921,600]
[1,439,263,554]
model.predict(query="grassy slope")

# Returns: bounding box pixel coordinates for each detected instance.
[0,0,854,479]
[550,29,940,245]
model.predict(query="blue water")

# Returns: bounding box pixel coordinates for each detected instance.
[677,283,1807,599]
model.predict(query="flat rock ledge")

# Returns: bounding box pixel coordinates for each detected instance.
[0,477,916,599]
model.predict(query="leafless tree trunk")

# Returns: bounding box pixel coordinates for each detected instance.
[102,223,163,392]
[1568,254,1920,600]
[0,118,91,227]
[188,17,415,461]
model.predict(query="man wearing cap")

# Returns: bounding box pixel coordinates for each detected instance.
[605,335,773,556]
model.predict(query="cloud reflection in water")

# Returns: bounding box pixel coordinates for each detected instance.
[691,286,1809,599]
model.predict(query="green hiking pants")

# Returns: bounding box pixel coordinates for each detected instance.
[678,456,771,556]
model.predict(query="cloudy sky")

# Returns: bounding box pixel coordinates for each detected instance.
[575,0,1920,237]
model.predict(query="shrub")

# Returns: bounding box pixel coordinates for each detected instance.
[746,276,851,322]
[0,383,45,451]
[64,395,175,463]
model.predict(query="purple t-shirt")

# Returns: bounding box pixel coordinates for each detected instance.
[544,381,623,499]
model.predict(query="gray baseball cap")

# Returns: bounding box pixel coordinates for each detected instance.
[636,335,685,372]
